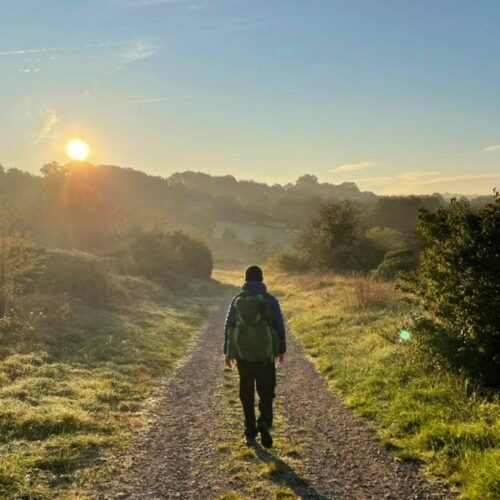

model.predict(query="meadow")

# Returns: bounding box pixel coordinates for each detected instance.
[216,269,500,499]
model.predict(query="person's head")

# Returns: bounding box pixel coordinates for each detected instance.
[245,265,263,282]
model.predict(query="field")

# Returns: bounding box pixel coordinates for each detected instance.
[215,269,500,499]
[0,274,223,498]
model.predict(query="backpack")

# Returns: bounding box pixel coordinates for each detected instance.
[227,292,280,363]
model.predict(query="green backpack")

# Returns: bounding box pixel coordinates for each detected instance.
[227,292,280,363]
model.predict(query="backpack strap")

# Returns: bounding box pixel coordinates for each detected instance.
[256,293,272,326]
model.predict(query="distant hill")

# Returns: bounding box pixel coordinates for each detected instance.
[0,162,446,258]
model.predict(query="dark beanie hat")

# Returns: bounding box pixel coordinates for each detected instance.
[245,265,263,282]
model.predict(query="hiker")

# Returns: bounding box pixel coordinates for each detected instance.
[223,265,286,448]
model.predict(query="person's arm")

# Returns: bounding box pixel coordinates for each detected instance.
[269,296,286,355]
[223,297,237,355]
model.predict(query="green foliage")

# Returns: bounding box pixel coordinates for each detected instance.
[409,194,500,386]
[372,249,418,281]
[128,230,213,285]
[297,201,384,272]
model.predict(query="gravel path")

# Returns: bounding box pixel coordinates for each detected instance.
[98,296,454,500]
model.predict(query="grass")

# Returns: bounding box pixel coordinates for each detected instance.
[215,269,500,499]
[0,274,224,498]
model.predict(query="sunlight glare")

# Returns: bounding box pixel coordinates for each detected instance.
[66,139,90,161]
[399,330,411,342]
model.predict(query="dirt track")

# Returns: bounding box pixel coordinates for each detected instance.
[98,297,453,499]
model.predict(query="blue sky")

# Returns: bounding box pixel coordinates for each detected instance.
[1,0,499,194]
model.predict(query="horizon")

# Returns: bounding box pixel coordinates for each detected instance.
[1,0,500,195]
[9,160,494,199]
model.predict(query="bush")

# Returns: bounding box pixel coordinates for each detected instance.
[408,194,500,386]
[268,251,309,273]
[33,249,111,307]
[128,230,213,286]
[372,248,418,281]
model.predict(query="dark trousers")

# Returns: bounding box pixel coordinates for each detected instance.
[236,360,276,438]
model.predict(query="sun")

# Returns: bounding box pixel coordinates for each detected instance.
[66,139,90,161]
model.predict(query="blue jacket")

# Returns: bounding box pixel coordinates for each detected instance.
[223,281,286,355]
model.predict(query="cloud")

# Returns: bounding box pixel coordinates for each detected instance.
[354,170,500,194]
[18,68,41,73]
[331,161,379,173]
[354,171,442,188]
[122,39,157,63]
[0,47,62,57]
[33,112,59,144]
[0,40,146,65]
[484,144,500,152]
[423,173,500,185]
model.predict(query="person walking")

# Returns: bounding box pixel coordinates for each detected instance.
[223,265,286,448]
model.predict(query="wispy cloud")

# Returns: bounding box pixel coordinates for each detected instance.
[18,68,41,73]
[354,170,500,194]
[1,39,151,66]
[331,161,379,173]
[0,41,115,58]
[33,112,59,144]
[423,173,500,185]
[484,144,500,152]
[122,39,157,64]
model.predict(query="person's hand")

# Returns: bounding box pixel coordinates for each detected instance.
[277,354,285,365]
[225,355,234,369]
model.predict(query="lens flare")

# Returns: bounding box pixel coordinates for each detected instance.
[66,139,90,161]
[399,330,411,342]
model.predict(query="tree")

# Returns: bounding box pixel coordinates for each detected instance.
[297,201,384,271]
[409,194,500,386]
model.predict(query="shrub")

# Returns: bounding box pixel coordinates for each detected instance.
[33,249,111,307]
[128,230,213,286]
[408,194,500,386]
[372,248,418,281]
[269,251,309,273]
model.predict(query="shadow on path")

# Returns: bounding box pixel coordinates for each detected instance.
[254,444,331,499]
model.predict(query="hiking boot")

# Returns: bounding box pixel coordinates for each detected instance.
[257,422,273,448]
[245,436,257,447]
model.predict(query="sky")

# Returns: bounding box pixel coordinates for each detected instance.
[1,0,500,195]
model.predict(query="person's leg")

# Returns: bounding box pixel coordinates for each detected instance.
[236,361,257,439]
[255,361,276,429]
